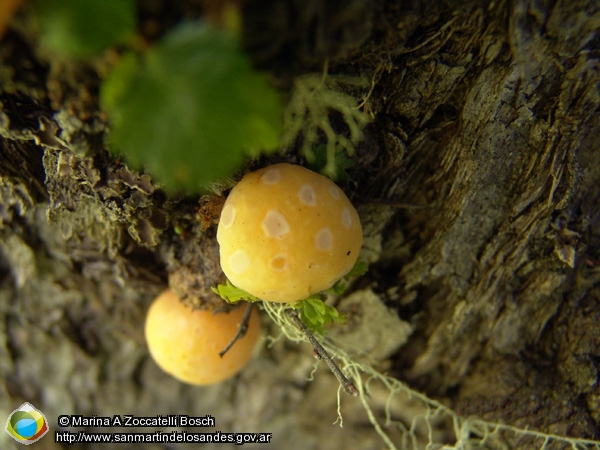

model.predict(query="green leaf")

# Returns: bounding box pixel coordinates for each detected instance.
[325,260,369,296]
[303,301,318,323]
[211,280,257,304]
[33,0,136,57]
[100,52,139,122]
[327,281,347,296]
[292,297,345,335]
[101,22,283,193]
[344,260,369,279]
[308,297,326,315]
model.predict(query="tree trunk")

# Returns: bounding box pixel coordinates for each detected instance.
[1,1,599,449]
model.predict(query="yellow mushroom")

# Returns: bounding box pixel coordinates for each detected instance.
[145,289,261,385]
[217,163,363,302]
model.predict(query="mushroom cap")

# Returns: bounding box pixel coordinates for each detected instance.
[145,289,261,385]
[217,163,363,302]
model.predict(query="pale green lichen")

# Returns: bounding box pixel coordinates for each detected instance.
[261,300,600,450]
[281,69,370,178]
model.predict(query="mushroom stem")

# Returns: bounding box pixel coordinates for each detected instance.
[287,309,359,397]
[219,303,253,358]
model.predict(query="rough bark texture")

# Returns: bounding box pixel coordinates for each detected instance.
[1,1,599,449]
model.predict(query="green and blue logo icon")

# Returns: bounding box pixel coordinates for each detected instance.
[5,402,49,445]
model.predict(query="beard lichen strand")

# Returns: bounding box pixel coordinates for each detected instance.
[259,301,600,450]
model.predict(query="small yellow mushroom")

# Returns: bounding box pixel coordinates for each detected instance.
[145,289,261,385]
[217,163,363,302]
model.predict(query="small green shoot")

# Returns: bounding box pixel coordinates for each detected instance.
[290,297,345,335]
[343,260,369,279]
[326,260,369,295]
[290,260,368,333]
[211,280,258,304]
[213,260,368,333]
[211,282,345,334]
[211,280,260,303]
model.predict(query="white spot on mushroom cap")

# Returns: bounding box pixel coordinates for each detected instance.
[328,185,341,200]
[262,210,290,238]
[229,249,250,274]
[220,204,236,229]
[341,208,353,229]
[297,184,317,206]
[270,254,289,271]
[315,227,334,251]
[260,168,281,184]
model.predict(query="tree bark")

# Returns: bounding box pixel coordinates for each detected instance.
[1,1,599,449]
